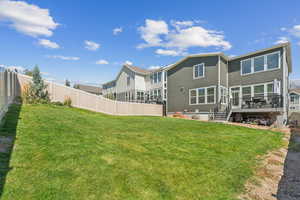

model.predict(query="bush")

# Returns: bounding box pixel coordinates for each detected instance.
[51,101,64,106]
[22,66,50,104]
[63,96,72,107]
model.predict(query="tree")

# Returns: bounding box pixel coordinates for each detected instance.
[73,84,79,89]
[28,65,50,103]
[24,69,33,76]
[65,79,71,87]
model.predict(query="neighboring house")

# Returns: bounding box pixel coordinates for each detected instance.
[166,42,292,126]
[289,89,300,112]
[74,84,102,95]
[102,64,167,103]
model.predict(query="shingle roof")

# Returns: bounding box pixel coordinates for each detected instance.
[75,84,102,94]
[290,88,300,94]
[126,65,150,74]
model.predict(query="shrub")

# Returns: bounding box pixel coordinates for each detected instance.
[63,96,72,107]
[30,66,50,104]
[22,66,50,104]
[51,101,64,106]
[21,83,34,104]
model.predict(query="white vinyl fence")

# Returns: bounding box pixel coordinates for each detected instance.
[0,67,19,121]
[17,74,162,116]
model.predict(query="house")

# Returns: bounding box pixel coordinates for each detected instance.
[166,42,292,126]
[102,64,167,103]
[289,88,300,112]
[73,84,102,95]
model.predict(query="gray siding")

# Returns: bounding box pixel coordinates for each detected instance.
[167,56,219,112]
[220,57,228,87]
[228,47,283,89]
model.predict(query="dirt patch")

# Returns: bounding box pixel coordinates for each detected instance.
[239,128,300,200]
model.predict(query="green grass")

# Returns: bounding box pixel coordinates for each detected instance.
[0,104,283,200]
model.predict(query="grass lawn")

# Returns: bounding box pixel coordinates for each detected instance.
[0,104,283,200]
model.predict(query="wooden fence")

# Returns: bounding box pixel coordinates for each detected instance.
[17,74,162,116]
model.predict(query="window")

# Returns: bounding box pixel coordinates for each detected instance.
[291,94,299,105]
[141,92,144,101]
[254,56,264,72]
[190,89,197,104]
[127,76,130,86]
[150,74,154,84]
[207,87,215,103]
[241,52,280,75]
[198,88,205,104]
[241,59,252,74]
[189,86,216,105]
[137,92,141,100]
[220,87,227,104]
[154,73,158,83]
[158,89,161,98]
[242,86,251,101]
[267,52,279,70]
[254,85,265,97]
[267,83,274,101]
[164,89,167,99]
[158,72,162,83]
[151,72,162,84]
[164,71,167,82]
[193,63,204,79]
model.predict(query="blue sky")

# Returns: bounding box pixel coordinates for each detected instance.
[0,0,300,85]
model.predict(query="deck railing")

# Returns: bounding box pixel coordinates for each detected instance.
[231,94,283,109]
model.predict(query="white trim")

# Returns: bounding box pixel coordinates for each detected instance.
[189,85,216,105]
[193,63,205,79]
[218,56,221,102]
[240,51,281,76]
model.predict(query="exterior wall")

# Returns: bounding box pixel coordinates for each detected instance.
[228,47,284,89]
[135,74,146,91]
[220,57,228,87]
[115,67,135,94]
[167,56,219,112]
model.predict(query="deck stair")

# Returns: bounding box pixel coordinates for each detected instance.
[214,112,228,121]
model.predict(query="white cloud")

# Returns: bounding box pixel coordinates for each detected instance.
[47,55,80,61]
[0,0,58,37]
[280,27,287,31]
[274,37,289,45]
[38,39,60,49]
[148,65,161,70]
[289,25,300,37]
[155,49,184,56]
[171,20,194,30]
[84,40,100,51]
[166,26,232,50]
[113,27,123,35]
[124,60,133,65]
[96,59,109,65]
[137,19,169,48]
[137,19,232,56]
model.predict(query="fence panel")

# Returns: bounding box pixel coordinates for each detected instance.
[0,67,19,121]
[17,74,162,116]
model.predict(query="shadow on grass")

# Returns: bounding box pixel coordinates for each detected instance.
[0,104,22,198]
[276,128,300,200]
